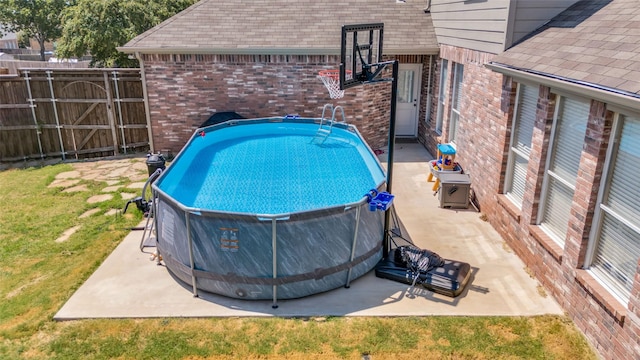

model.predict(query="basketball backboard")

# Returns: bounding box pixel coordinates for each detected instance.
[340,23,385,90]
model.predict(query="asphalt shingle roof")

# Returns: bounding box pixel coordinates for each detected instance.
[120,0,438,55]
[491,0,640,96]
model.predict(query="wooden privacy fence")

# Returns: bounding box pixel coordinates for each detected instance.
[0,68,149,165]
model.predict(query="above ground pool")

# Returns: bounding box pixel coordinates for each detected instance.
[152,115,388,306]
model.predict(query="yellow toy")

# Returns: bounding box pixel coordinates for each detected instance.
[427,144,460,191]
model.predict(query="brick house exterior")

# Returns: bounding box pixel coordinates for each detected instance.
[119,0,438,156]
[423,1,640,358]
[140,53,432,156]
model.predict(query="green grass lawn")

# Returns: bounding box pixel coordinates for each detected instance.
[0,160,597,359]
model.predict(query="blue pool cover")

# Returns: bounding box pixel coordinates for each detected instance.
[155,121,386,214]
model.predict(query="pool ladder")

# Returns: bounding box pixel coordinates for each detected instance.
[313,104,346,143]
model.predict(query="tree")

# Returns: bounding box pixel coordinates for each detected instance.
[0,0,71,61]
[56,0,196,68]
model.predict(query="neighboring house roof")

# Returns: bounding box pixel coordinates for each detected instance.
[490,0,640,99]
[119,0,438,55]
[1,32,17,41]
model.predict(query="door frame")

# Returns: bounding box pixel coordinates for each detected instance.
[397,63,422,137]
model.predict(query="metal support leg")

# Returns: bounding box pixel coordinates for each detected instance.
[345,206,362,288]
[271,218,278,309]
[186,212,198,297]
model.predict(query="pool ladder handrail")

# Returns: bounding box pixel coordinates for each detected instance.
[139,168,163,254]
[314,104,346,142]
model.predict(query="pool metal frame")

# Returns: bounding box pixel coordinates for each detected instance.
[151,116,387,307]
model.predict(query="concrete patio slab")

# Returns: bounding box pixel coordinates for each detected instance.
[55,143,562,320]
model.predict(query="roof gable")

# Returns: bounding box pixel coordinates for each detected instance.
[120,0,438,55]
[491,0,640,96]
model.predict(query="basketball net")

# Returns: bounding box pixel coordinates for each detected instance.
[318,69,351,99]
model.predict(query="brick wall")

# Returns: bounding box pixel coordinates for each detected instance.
[422,44,640,359]
[418,45,509,215]
[141,53,430,156]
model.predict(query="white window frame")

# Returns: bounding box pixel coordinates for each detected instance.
[504,83,537,209]
[448,62,464,143]
[585,112,640,304]
[537,95,589,247]
[435,59,448,134]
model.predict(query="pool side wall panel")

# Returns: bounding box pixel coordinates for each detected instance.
[156,198,384,299]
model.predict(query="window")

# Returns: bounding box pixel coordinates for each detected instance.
[504,83,537,208]
[435,59,448,133]
[587,114,640,303]
[448,63,464,142]
[538,96,589,247]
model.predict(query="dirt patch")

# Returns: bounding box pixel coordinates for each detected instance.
[487,324,519,342]
[55,170,80,179]
[5,275,48,299]
[55,225,82,243]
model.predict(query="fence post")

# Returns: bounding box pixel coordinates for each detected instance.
[103,71,119,156]
[46,70,67,160]
[111,70,127,154]
[136,53,155,152]
[22,70,44,159]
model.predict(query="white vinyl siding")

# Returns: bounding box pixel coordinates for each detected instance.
[448,63,464,142]
[429,0,510,54]
[504,83,537,207]
[435,59,448,133]
[588,114,640,303]
[539,97,589,246]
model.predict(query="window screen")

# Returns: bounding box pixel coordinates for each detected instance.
[505,84,537,207]
[589,115,640,302]
[540,97,589,246]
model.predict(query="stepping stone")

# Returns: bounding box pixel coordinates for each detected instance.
[87,194,113,203]
[101,185,121,193]
[55,225,81,243]
[121,192,137,200]
[79,208,101,218]
[127,182,146,189]
[55,170,80,179]
[104,180,120,186]
[105,167,129,178]
[81,170,103,181]
[97,162,124,170]
[104,209,119,216]
[132,162,148,171]
[71,162,95,171]
[63,184,88,193]
[128,173,150,182]
[49,179,80,188]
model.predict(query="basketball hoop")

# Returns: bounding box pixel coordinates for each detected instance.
[318,69,351,99]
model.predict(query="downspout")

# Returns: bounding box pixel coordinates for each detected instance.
[425,55,434,123]
[135,51,155,152]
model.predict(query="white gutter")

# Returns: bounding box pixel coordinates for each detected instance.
[486,62,640,113]
[116,47,440,56]
[135,51,155,152]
